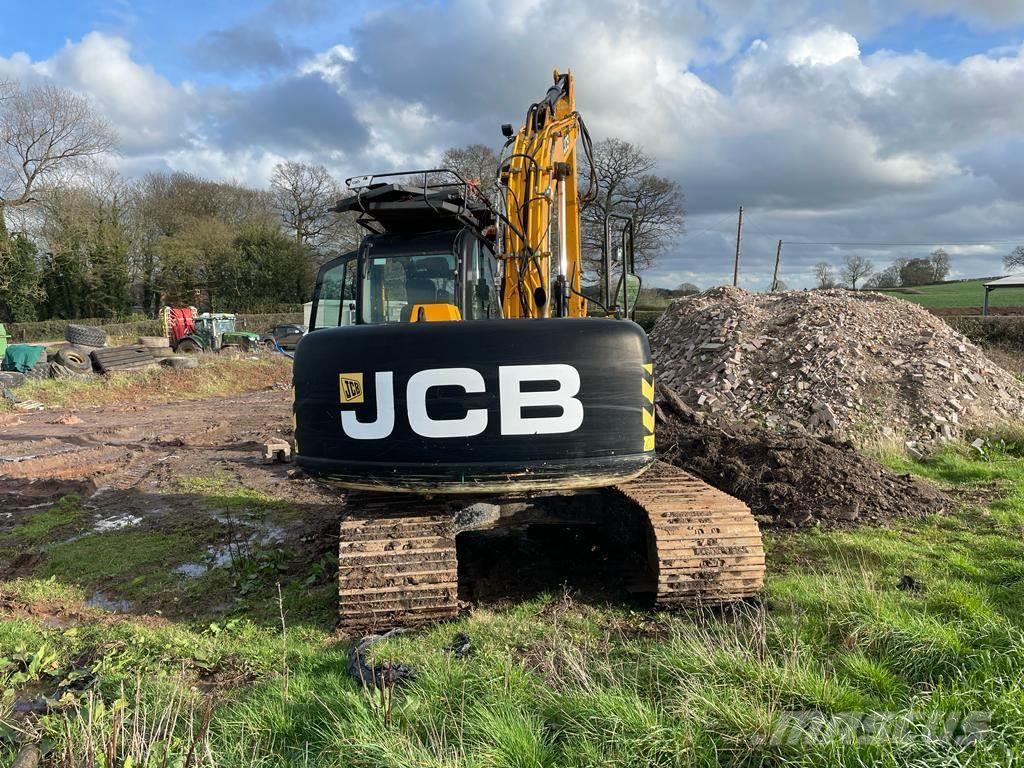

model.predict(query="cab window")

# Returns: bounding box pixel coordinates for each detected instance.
[311,253,356,329]
[360,252,458,324]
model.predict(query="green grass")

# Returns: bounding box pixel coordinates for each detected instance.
[4,495,86,547]
[3,444,1024,765]
[878,278,1024,309]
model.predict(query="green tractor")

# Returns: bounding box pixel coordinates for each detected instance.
[168,311,260,354]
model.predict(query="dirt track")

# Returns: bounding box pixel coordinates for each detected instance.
[1,389,343,601]
[1,388,323,500]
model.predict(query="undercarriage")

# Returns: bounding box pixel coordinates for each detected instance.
[335,461,765,633]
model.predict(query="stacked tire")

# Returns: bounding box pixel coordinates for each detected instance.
[138,336,173,358]
[65,324,108,348]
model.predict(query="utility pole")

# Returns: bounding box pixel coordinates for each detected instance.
[771,239,783,292]
[733,205,743,286]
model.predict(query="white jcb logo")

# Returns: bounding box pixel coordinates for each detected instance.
[340,364,584,440]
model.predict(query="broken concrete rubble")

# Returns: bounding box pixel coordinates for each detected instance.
[649,286,1024,447]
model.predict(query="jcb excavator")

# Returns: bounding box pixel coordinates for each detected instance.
[293,70,764,630]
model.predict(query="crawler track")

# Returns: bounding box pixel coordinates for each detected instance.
[337,495,459,633]
[613,461,765,603]
[335,461,764,632]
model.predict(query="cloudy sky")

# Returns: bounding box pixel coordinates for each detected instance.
[2,0,1024,289]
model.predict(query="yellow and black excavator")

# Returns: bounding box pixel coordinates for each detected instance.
[293,70,764,630]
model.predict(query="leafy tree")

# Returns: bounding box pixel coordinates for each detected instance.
[676,282,700,295]
[1005,245,1024,272]
[899,258,935,287]
[0,229,40,321]
[36,176,134,319]
[770,279,788,292]
[155,217,235,308]
[230,225,312,311]
[39,249,87,319]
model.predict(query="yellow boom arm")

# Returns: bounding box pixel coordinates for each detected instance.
[499,69,594,319]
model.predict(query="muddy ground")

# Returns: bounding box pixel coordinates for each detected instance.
[0,389,343,622]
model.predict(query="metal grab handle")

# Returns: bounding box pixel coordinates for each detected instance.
[605,212,637,318]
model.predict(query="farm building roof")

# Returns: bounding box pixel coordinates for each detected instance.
[984,274,1024,288]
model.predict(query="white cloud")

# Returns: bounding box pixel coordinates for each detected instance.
[35,32,190,151]
[783,26,861,66]
[3,3,1024,287]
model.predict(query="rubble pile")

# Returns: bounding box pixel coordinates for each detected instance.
[650,287,1024,447]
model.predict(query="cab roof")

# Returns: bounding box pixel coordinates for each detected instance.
[333,173,495,237]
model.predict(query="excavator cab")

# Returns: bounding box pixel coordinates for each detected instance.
[309,230,499,330]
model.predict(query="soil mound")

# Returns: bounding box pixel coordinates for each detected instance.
[650,287,1024,447]
[655,389,951,528]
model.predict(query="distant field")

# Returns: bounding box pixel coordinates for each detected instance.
[878,278,1023,309]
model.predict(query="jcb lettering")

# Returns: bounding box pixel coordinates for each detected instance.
[407,368,487,438]
[340,371,394,439]
[339,364,583,440]
[498,364,583,435]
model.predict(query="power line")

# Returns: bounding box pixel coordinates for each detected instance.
[685,211,739,242]
[764,238,1023,247]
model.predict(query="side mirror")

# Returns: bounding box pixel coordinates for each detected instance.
[614,273,642,318]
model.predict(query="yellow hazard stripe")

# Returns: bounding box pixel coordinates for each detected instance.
[642,406,655,434]
[642,363,656,452]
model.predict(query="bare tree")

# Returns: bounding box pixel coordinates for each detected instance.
[270,161,348,252]
[579,138,685,272]
[439,144,500,205]
[929,248,950,281]
[842,254,874,290]
[1005,245,1024,272]
[813,261,836,289]
[0,82,116,225]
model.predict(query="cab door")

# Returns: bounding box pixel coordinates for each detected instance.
[310,252,357,330]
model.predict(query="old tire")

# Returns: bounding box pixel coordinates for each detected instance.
[138,336,170,349]
[27,361,52,379]
[65,324,107,348]
[161,355,199,370]
[175,338,203,354]
[0,371,26,388]
[54,345,93,373]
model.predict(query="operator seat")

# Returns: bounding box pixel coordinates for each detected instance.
[401,277,438,321]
